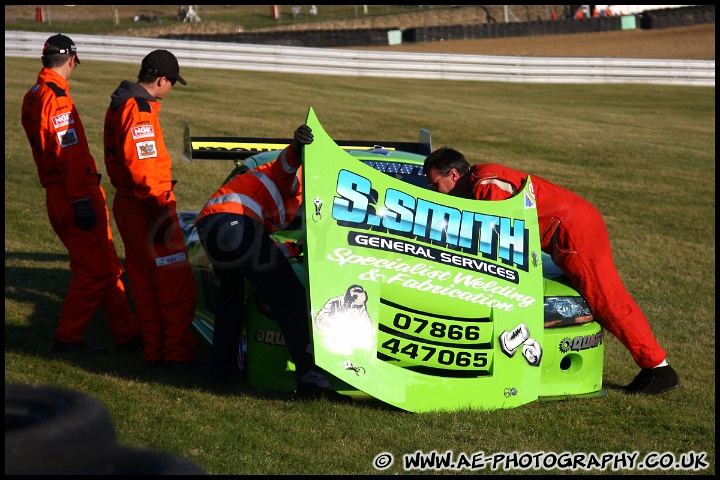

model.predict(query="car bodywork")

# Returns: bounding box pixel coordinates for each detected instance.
[179,108,604,412]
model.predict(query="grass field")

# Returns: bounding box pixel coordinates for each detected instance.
[3,5,460,34]
[4,53,715,475]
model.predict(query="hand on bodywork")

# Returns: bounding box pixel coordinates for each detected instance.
[292,124,313,156]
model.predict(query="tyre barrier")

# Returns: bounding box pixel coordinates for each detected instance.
[166,27,397,48]
[5,383,206,475]
[158,6,713,48]
[404,16,623,43]
[639,5,715,30]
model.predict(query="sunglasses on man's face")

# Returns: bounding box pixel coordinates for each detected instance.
[427,173,449,189]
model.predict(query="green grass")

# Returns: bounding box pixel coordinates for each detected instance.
[4,55,715,475]
[4,5,455,34]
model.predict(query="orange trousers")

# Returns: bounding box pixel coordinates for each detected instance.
[112,195,197,362]
[46,184,141,344]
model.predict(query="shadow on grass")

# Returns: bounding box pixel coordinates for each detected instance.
[5,250,401,411]
[600,380,627,392]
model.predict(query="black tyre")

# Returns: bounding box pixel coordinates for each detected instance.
[7,443,206,475]
[5,383,206,475]
[5,383,117,451]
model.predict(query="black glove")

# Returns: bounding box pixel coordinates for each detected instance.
[292,124,313,156]
[73,198,96,231]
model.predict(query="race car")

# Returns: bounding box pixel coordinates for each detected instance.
[178,108,604,412]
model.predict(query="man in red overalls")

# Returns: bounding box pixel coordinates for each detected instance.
[21,34,142,355]
[423,146,679,395]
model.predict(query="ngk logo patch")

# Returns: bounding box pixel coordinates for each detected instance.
[136,140,157,159]
[131,125,155,140]
[52,112,74,130]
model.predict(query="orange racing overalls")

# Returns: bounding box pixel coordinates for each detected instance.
[21,68,141,345]
[195,146,312,381]
[196,146,303,256]
[103,80,196,363]
[470,163,666,369]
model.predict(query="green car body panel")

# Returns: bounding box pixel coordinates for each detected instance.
[178,108,604,412]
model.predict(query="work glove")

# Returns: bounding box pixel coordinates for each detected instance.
[73,197,96,231]
[292,124,313,157]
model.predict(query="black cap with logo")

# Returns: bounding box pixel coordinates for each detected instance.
[42,34,80,63]
[141,49,187,86]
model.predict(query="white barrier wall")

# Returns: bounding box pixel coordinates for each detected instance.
[5,31,715,87]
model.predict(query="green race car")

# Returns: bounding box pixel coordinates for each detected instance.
[178,108,604,412]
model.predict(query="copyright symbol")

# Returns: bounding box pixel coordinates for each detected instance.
[373,452,394,470]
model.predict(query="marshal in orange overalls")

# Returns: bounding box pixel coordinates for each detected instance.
[103,80,197,363]
[195,145,309,383]
[21,67,141,346]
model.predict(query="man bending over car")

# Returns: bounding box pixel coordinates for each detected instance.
[423,146,679,396]
[195,125,351,403]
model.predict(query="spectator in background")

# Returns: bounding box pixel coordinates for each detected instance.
[21,34,142,356]
[183,5,200,23]
[292,5,301,18]
[309,5,318,17]
[550,9,558,20]
[177,5,187,22]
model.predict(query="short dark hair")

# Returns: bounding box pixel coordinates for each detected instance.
[423,146,470,176]
[137,70,160,84]
[41,53,71,69]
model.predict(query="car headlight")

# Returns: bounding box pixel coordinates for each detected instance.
[543,296,594,328]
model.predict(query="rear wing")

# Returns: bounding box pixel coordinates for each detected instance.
[182,122,431,164]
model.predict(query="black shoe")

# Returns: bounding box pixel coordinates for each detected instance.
[165,359,208,374]
[624,365,680,395]
[115,335,144,351]
[53,340,107,356]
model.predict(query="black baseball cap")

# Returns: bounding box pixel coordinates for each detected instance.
[141,49,187,86]
[42,33,80,63]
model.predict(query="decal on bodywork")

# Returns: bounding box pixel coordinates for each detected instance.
[303,108,544,412]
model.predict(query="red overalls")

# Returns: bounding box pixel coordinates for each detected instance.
[471,163,666,369]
